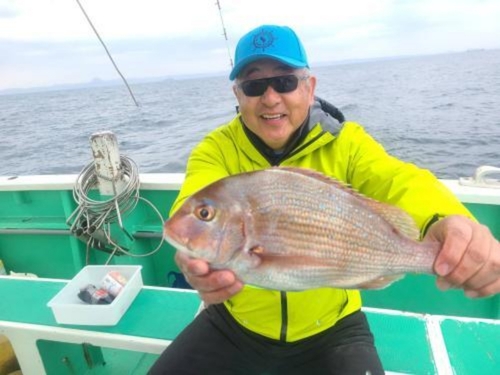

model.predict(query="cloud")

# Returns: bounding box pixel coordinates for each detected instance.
[0,0,222,42]
[1,0,500,90]
[0,2,19,18]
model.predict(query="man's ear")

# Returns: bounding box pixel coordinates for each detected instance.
[308,76,317,104]
[232,84,239,98]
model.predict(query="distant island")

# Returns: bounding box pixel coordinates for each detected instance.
[1,48,498,96]
[0,71,228,96]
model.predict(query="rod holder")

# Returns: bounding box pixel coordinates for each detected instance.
[90,131,128,196]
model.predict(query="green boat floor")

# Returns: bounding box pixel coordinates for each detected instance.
[0,277,200,374]
[2,277,500,374]
[441,318,500,373]
[365,311,436,374]
[0,277,201,340]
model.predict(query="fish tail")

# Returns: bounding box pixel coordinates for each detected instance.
[414,240,441,274]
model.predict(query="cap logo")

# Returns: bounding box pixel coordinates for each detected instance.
[252,29,275,51]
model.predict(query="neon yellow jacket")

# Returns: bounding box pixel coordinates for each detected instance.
[171,104,472,342]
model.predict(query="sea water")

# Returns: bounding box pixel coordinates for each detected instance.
[1,49,499,179]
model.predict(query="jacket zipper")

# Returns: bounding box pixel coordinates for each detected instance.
[285,130,326,160]
[246,126,328,343]
[279,291,288,342]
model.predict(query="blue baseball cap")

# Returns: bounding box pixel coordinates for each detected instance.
[229,25,309,80]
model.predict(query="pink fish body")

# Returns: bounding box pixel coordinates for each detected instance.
[164,167,440,291]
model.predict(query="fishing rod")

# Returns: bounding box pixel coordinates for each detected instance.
[215,0,234,69]
[215,0,239,113]
[75,0,140,107]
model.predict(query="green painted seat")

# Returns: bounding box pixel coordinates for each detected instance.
[0,277,201,339]
[0,277,201,374]
[441,318,500,374]
[2,277,499,374]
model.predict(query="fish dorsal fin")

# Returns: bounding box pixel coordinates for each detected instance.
[274,167,420,240]
[276,166,349,187]
[275,167,363,196]
[360,199,420,240]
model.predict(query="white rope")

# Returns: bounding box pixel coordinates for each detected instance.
[67,156,164,261]
[70,156,140,228]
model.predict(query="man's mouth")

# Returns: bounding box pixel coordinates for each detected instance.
[262,114,284,120]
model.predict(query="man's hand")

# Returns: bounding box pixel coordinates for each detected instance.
[175,251,244,304]
[425,215,500,297]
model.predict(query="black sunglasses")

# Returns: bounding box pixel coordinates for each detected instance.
[238,74,308,97]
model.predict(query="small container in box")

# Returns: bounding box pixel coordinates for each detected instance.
[47,265,142,325]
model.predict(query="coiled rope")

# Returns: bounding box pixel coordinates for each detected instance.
[67,155,164,263]
[72,156,139,227]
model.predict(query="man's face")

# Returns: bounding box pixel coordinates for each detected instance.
[233,59,316,150]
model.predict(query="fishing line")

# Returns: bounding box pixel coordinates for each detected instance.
[215,1,240,113]
[215,0,234,69]
[75,0,140,107]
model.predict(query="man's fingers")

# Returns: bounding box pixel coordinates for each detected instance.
[439,224,491,287]
[199,281,244,305]
[173,250,243,304]
[433,224,471,277]
[185,270,236,292]
[175,251,209,276]
[462,238,500,293]
[465,276,500,298]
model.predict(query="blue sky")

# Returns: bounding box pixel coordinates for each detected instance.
[1,0,500,90]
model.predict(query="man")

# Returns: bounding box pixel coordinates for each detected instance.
[149,25,500,374]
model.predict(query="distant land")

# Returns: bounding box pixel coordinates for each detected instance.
[0,69,234,96]
[0,48,494,96]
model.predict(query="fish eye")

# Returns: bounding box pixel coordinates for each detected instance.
[195,205,215,221]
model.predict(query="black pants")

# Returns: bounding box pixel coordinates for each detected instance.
[149,304,384,375]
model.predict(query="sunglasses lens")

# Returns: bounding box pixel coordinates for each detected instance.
[272,75,299,93]
[241,79,268,96]
[240,75,301,97]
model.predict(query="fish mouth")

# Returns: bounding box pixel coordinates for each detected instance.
[163,229,217,263]
[163,234,192,256]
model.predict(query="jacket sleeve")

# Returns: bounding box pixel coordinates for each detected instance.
[169,132,231,216]
[339,122,474,236]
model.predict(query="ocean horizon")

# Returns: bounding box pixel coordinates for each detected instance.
[1,48,499,180]
[1,49,495,95]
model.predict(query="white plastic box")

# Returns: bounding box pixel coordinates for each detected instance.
[47,265,143,325]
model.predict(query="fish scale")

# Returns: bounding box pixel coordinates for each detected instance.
[164,167,441,291]
[253,188,393,261]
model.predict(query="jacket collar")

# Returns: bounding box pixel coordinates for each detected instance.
[234,97,344,166]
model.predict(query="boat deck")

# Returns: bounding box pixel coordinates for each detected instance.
[1,276,499,374]
[0,276,200,374]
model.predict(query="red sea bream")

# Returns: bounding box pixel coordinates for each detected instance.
[163,167,440,291]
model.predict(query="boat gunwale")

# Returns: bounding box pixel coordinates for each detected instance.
[1,174,499,205]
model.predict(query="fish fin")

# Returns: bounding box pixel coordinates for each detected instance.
[361,200,420,240]
[230,244,264,271]
[275,167,420,240]
[357,274,404,289]
[275,166,350,187]
[249,245,265,255]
